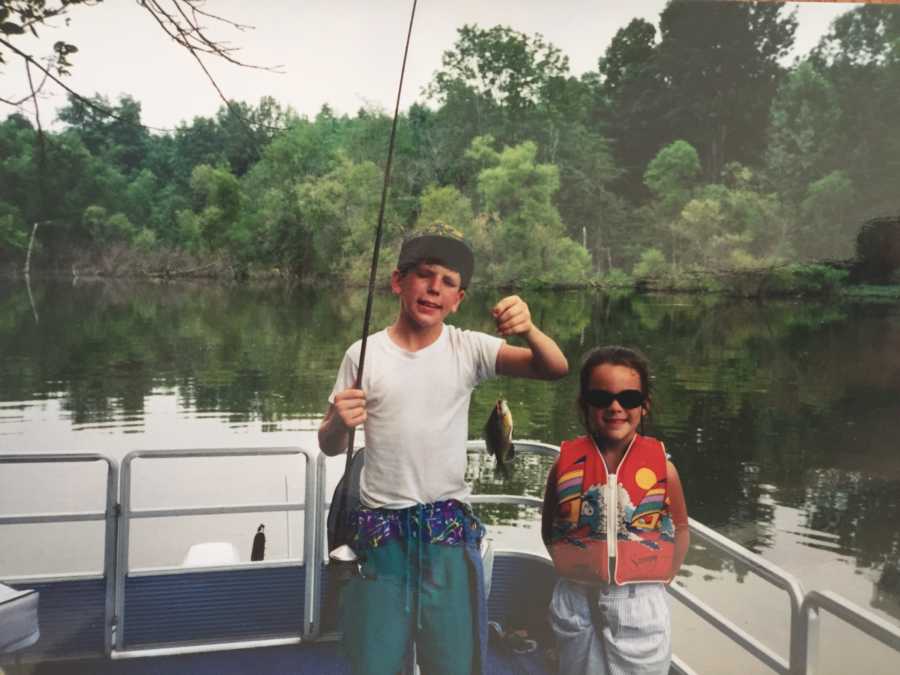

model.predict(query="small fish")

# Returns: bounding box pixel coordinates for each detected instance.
[484,399,515,479]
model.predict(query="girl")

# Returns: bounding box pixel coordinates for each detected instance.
[542,346,689,675]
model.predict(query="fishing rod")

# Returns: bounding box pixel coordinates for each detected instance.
[330,0,418,560]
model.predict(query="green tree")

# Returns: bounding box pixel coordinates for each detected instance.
[424,23,572,177]
[214,97,293,177]
[599,18,658,96]
[177,165,241,253]
[644,140,701,216]
[764,61,841,205]
[644,140,702,267]
[799,170,857,261]
[0,201,28,256]
[474,138,590,285]
[171,117,228,189]
[654,1,796,180]
[238,118,344,275]
[57,94,150,176]
[811,4,900,217]
[0,117,38,238]
[298,158,382,281]
[429,24,570,118]
[594,18,661,201]
[416,185,474,234]
[82,205,137,246]
[664,164,788,269]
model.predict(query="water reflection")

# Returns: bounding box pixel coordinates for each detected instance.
[1,279,899,623]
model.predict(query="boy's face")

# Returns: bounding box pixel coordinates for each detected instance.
[391,261,465,329]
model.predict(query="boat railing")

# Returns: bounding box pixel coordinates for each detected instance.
[2,444,900,674]
[801,590,900,675]
[113,447,318,658]
[667,518,805,675]
[0,452,118,657]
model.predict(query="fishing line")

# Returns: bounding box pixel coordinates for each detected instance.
[337,0,418,521]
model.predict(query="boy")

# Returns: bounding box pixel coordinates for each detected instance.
[318,223,568,675]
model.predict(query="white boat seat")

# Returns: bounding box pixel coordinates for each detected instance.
[0,583,39,654]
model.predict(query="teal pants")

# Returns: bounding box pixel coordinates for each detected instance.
[340,538,476,675]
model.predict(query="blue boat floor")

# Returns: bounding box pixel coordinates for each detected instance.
[6,642,554,675]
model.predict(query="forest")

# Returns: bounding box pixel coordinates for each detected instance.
[1,2,899,291]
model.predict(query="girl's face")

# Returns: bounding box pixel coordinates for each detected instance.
[586,363,647,451]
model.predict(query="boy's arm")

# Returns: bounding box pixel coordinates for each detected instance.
[492,295,568,380]
[667,459,691,581]
[317,388,366,456]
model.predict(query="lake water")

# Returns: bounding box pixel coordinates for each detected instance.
[1,278,899,673]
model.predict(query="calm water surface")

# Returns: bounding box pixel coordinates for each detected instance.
[1,279,899,673]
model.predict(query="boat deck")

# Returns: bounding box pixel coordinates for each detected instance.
[8,640,554,675]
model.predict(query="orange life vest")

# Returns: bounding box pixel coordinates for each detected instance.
[549,434,676,584]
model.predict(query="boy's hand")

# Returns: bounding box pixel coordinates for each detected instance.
[333,388,367,429]
[492,295,534,338]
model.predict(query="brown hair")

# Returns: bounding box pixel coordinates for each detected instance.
[577,345,652,434]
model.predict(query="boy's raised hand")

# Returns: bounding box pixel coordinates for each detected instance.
[492,295,534,338]
[333,388,367,430]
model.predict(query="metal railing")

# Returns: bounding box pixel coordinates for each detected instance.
[667,519,806,675]
[0,453,118,656]
[801,590,900,675]
[113,447,318,656]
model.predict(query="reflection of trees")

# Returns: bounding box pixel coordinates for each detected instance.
[0,280,389,424]
[466,451,554,501]
[471,503,541,529]
[804,468,900,620]
[804,469,900,561]
[873,563,900,618]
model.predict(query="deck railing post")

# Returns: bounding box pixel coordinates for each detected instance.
[114,454,134,651]
[801,604,819,675]
[103,457,120,657]
[302,451,318,639]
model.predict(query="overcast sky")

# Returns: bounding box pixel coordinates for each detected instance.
[0,1,857,131]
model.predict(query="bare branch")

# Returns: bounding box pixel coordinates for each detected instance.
[0,94,27,107]
[139,0,280,72]
[0,36,172,132]
[2,1,285,134]
[181,0,254,32]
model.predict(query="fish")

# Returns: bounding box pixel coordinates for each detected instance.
[484,399,515,479]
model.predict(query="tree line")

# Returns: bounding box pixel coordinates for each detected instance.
[1,2,898,287]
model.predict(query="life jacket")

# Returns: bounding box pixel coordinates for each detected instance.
[549,434,676,584]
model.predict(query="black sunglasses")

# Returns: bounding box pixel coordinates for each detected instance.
[583,389,645,410]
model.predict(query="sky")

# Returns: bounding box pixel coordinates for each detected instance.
[0,1,860,132]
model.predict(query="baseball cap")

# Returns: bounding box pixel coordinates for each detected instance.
[397,223,474,288]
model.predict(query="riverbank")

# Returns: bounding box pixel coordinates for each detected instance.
[5,255,899,300]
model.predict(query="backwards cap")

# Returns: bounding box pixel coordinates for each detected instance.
[397,223,474,288]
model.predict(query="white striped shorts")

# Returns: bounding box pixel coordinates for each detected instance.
[549,578,671,675]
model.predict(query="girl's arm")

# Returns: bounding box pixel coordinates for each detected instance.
[667,459,690,581]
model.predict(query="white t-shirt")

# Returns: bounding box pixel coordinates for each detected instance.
[329,324,503,509]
